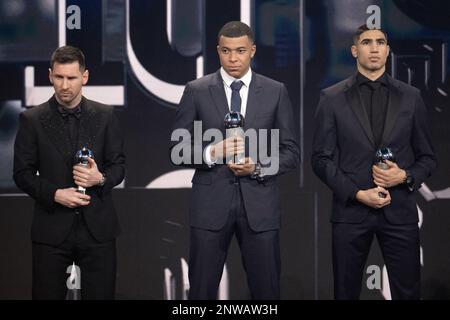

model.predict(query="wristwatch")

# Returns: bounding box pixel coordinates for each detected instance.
[98,173,106,187]
[404,170,414,191]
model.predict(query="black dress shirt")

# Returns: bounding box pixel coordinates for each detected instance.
[57,103,81,153]
[356,72,389,148]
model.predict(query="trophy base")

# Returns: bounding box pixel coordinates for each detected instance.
[77,187,86,195]
[230,154,245,164]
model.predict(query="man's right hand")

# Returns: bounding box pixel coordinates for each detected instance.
[355,187,391,209]
[54,188,91,208]
[210,136,244,161]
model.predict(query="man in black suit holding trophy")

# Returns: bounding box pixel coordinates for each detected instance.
[312,25,436,299]
[13,46,125,299]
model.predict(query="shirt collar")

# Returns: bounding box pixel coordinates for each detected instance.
[220,67,252,89]
[357,71,389,87]
[57,103,82,119]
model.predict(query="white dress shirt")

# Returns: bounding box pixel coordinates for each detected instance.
[220,67,252,117]
[204,67,253,165]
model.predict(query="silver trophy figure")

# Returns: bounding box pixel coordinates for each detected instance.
[374,147,395,198]
[224,111,245,164]
[74,147,93,194]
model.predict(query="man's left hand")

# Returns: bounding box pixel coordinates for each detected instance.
[372,160,406,188]
[228,157,256,177]
[73,157,103,188]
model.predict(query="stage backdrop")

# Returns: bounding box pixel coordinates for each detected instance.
[0,0,449,299]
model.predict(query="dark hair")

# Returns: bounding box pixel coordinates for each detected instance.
[50,45,86,71]
[217,21,254,44]
[353,24,388,45]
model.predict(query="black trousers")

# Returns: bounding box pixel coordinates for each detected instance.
[188,182,280,300]
[332,210,420,300]
[32,213,116,300]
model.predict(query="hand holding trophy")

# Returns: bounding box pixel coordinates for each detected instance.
[74,147,93,194]
[373,147,395,198]
[224,111,245,164]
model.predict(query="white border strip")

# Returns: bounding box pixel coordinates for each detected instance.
[166,0,172,45]
[25,66,124,106]
[58,0,66,46]
[240,0,251,26]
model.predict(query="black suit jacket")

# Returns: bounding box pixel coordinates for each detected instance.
[13,96,125,245]
[170,70,299,232]
[312,73,436,224]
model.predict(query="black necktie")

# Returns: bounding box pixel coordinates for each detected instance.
[230,80,244,113]
[366,81,384,147]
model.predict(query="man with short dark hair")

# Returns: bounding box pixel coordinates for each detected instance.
[312,25,436,299]
[13,45,125,299]
[170,21,299,299]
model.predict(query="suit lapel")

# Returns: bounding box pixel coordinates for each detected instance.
[345,76,375,147]
[40,96,73,165]
[243,72,262,129]
[381,77,402,145]
[209,71,230,122]
[40,96,102,165]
